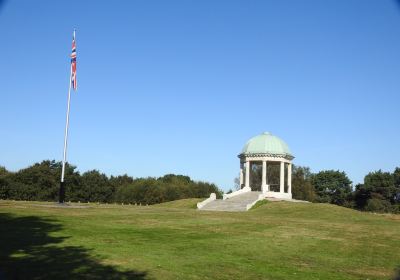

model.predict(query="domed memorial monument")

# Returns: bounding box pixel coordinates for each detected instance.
[238,132,294,199]
[197,132,294,211]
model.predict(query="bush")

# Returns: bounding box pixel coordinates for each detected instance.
[0,160,222,205]
[364,198,392,213]
[113,176,222,205]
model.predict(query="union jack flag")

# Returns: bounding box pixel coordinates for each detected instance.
[70,30,77,91]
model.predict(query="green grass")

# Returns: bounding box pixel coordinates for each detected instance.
[249,199,269,210]
[0,199,399,280]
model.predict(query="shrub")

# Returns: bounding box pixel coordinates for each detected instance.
[364,198,392,213]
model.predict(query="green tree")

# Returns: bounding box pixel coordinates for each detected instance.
[365,190,395,213]
[114,175,222,205]
[159,174,192,185]
[0,166,9,177]
[364,197,392,213]
[191,181,222,198]
[394,167,400,186]
[0,166,11,199]
[10,160,61,201]
[353,183,369,209]
[292,165,317,202]
[80,170,114,203]
[393,167,400,203]
[0,161,222,205]
[61,163,82,202]
[109,174,134,189]
[311,170,352,205]
[364,170,396,203]
[354,169,399,212]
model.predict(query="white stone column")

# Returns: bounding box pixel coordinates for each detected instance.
[239,166,243,187]
[245,160,250,188]
[288,163,292,195]
[280,161,284,193]
[261,160,267,193]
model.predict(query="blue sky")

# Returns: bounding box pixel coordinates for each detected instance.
[1,0,399,191]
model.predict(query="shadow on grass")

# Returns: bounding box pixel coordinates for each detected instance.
[0,213,147,279]
[394,267,400,280]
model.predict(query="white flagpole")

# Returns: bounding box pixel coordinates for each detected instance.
[59,64,72,203]
[61,64,72,183]
[59,30,75,203]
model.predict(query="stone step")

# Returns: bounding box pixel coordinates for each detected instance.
[199,191,262,212]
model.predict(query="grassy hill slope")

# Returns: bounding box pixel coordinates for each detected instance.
[0,199,399,280]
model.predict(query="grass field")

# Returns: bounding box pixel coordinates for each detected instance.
[0,199,399,280]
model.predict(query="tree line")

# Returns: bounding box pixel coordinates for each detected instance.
[291,165,400,213]
[0,160,222,205]
[1,160,399,213]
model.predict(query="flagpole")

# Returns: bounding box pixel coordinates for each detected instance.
[59,62,73,203]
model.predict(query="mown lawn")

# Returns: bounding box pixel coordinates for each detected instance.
[0,199,399,280]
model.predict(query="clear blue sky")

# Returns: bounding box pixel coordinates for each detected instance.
[1,0,399,191]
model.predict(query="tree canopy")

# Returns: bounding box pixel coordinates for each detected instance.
[291,165,317,202]
[311,170,352,205]
[1,160,399,213]
[354,169,400,213]
[0,160,222,205]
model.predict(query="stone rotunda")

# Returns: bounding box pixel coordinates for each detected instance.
[197,132,295,211]
[238,132,294,199]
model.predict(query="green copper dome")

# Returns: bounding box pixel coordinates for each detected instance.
[239,132,293,159]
